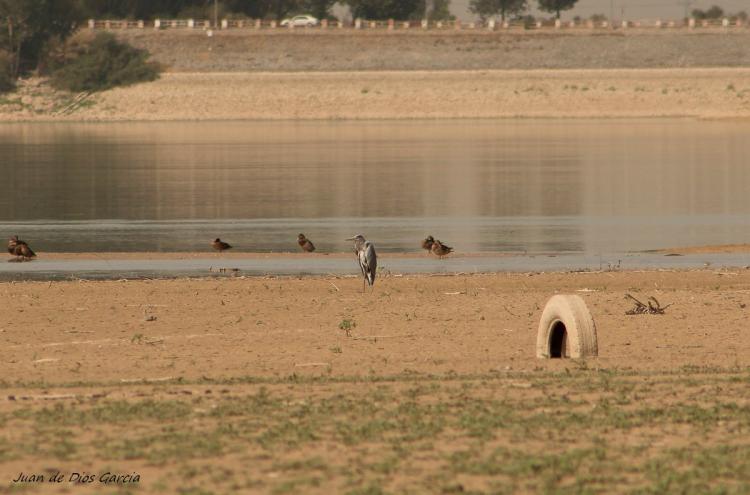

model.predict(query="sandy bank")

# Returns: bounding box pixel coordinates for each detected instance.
[2,68,750,121]
[24,243,750,260]
[31,251,518,261]
[3,269,750,386]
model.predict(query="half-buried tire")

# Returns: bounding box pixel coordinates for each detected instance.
[536,294,598,359]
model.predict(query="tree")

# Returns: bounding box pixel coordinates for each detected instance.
[300,0,336,19]
[691,5,724,20]
[537,0,577,19]
[417,0,453,20]
[469,0,525,21]
[345,0,422,20]
[0,0,83,78]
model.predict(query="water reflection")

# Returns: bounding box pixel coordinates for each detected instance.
[1,119,748,253]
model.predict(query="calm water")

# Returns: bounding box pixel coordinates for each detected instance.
[2,119,750,254]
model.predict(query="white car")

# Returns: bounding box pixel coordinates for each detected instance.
[280,15,319,27]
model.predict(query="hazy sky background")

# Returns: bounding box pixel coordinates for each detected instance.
[449,0,749,20]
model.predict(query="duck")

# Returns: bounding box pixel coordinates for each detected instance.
[297,233,316,252]
[8,236,36,261]
[212,238,232,252]
[421,235,435,252]
[431,239,453,259]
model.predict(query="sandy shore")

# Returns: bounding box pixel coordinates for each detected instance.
[2,68,750,121]
[3,269,749,385]
[26,243,750,260]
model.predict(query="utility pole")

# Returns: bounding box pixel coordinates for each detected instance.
[678,0,693,21]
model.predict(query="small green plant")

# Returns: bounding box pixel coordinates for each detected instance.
[338,319,356,336]
[361,88,370,94]
[330,345,342,354]
[131,333,144,344]
[51,32,160,92]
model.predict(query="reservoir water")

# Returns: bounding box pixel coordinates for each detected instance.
[2,119,749,255]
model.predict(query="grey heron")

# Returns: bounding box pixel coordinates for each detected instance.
[346,234,376,292]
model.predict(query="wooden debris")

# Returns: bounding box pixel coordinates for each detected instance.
[55,91,92,116]
[625,293,672,315]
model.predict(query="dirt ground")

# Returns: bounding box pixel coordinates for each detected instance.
[3,29,750,122]
[2,269,749,384]
[109,30,750,72]
[3,68,750,121]
[2,269,750,493]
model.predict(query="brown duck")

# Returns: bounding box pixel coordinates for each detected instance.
[297,233,315,253]
[421,235,435,252]
[431,239,453,259]
[7,236,36,261]
[212,238,232,252]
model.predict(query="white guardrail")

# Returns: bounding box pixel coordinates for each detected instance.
[87,17,748,31]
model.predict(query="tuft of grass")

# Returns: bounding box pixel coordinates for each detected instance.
[338,319,356,336]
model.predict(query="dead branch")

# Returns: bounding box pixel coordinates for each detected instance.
[625,293,671,315]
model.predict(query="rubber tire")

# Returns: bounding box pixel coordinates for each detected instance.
[536,294,598,359]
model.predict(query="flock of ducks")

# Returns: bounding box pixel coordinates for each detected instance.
[8,233,454,291]
[212,233,453,258]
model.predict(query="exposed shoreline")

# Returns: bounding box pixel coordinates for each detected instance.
[2,68,750,122]
[12,243,750,260]
[3,269,750,385]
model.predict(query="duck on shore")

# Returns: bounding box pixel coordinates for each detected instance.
[212,238,232,252]
[7,236,36,262]
[431,239,453,259]
[421,236,435,253]
[297,233,316,252]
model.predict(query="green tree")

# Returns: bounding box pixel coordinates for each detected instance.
[77,0,205,19]
[417,0,453,20]
[0,0,83,78]
[345,0,422,20]
[469,0,525,21]
[0,52,13,92]
[300,0,336,19]
[537,0,577,19]
[691,5,725,20]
